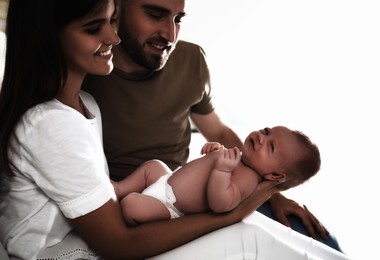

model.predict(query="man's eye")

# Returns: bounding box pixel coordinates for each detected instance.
[174,16,183,24]
[147,11,163,20]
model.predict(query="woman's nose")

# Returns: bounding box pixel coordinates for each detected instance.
[105,25,121,46]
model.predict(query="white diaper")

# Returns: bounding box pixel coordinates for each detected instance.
[142,174,184,219]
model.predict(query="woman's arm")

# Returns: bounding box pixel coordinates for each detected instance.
[70,181,280,259]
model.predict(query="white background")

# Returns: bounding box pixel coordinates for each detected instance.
[182,1,380,259]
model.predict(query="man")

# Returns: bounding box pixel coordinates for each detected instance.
[83,0,341,250]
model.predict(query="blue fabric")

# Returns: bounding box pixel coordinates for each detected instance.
[257,201,343,252]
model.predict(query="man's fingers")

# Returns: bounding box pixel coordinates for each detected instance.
[304,205,329,240]
[275,212,291,228]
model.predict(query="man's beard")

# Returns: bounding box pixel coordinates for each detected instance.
[119,29,172,71]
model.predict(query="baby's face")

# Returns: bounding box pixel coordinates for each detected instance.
[241,126,303,178]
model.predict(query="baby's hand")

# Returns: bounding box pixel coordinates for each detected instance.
[201,142,222,155]
[215,146,241,172]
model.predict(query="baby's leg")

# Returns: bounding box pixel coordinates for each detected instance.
[113,160,172,199]
[120,192,171,226]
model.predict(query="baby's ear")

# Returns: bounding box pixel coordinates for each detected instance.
[263,172,287,182]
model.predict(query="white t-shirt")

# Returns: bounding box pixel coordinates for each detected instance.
[0,30,5,86]
[0,91,115,259]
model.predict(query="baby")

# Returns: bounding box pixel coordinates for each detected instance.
[112,126,321,226]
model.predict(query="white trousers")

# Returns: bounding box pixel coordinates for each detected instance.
[149,211,351,260]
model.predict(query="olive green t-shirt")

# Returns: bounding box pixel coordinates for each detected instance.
[83,41,214,181]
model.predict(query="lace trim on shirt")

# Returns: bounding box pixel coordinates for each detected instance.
[37,248,102,260]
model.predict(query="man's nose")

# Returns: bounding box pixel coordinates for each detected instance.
[159,18,177,43]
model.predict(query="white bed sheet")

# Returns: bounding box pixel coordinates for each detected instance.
[149,211,351,260]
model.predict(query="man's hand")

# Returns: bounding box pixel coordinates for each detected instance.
[269,193,329,240]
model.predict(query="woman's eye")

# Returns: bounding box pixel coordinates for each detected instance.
[85,27,101,34]
[111,15,119,25]
[111,18,118,24]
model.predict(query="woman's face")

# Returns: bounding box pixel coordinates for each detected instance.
[59,0,121,78]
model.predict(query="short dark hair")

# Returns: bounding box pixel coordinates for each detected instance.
[277,130,321,190]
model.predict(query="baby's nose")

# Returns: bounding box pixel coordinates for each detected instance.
[257,133,264,145]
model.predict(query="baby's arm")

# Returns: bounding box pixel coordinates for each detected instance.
[207,146,242,212]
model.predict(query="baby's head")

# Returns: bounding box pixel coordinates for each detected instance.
[241,126,320,191]
[276,129,320,190]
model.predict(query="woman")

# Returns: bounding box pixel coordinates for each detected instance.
[0,0,280,259]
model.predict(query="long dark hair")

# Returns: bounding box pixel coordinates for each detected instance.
[0,0,110,197]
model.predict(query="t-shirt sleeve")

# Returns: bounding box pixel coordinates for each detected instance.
[19,108,114,219]
[190,45,215,115]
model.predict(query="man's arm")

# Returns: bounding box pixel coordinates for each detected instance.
[191,111,243,149]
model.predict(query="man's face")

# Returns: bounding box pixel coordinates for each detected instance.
[117,0,186,71]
